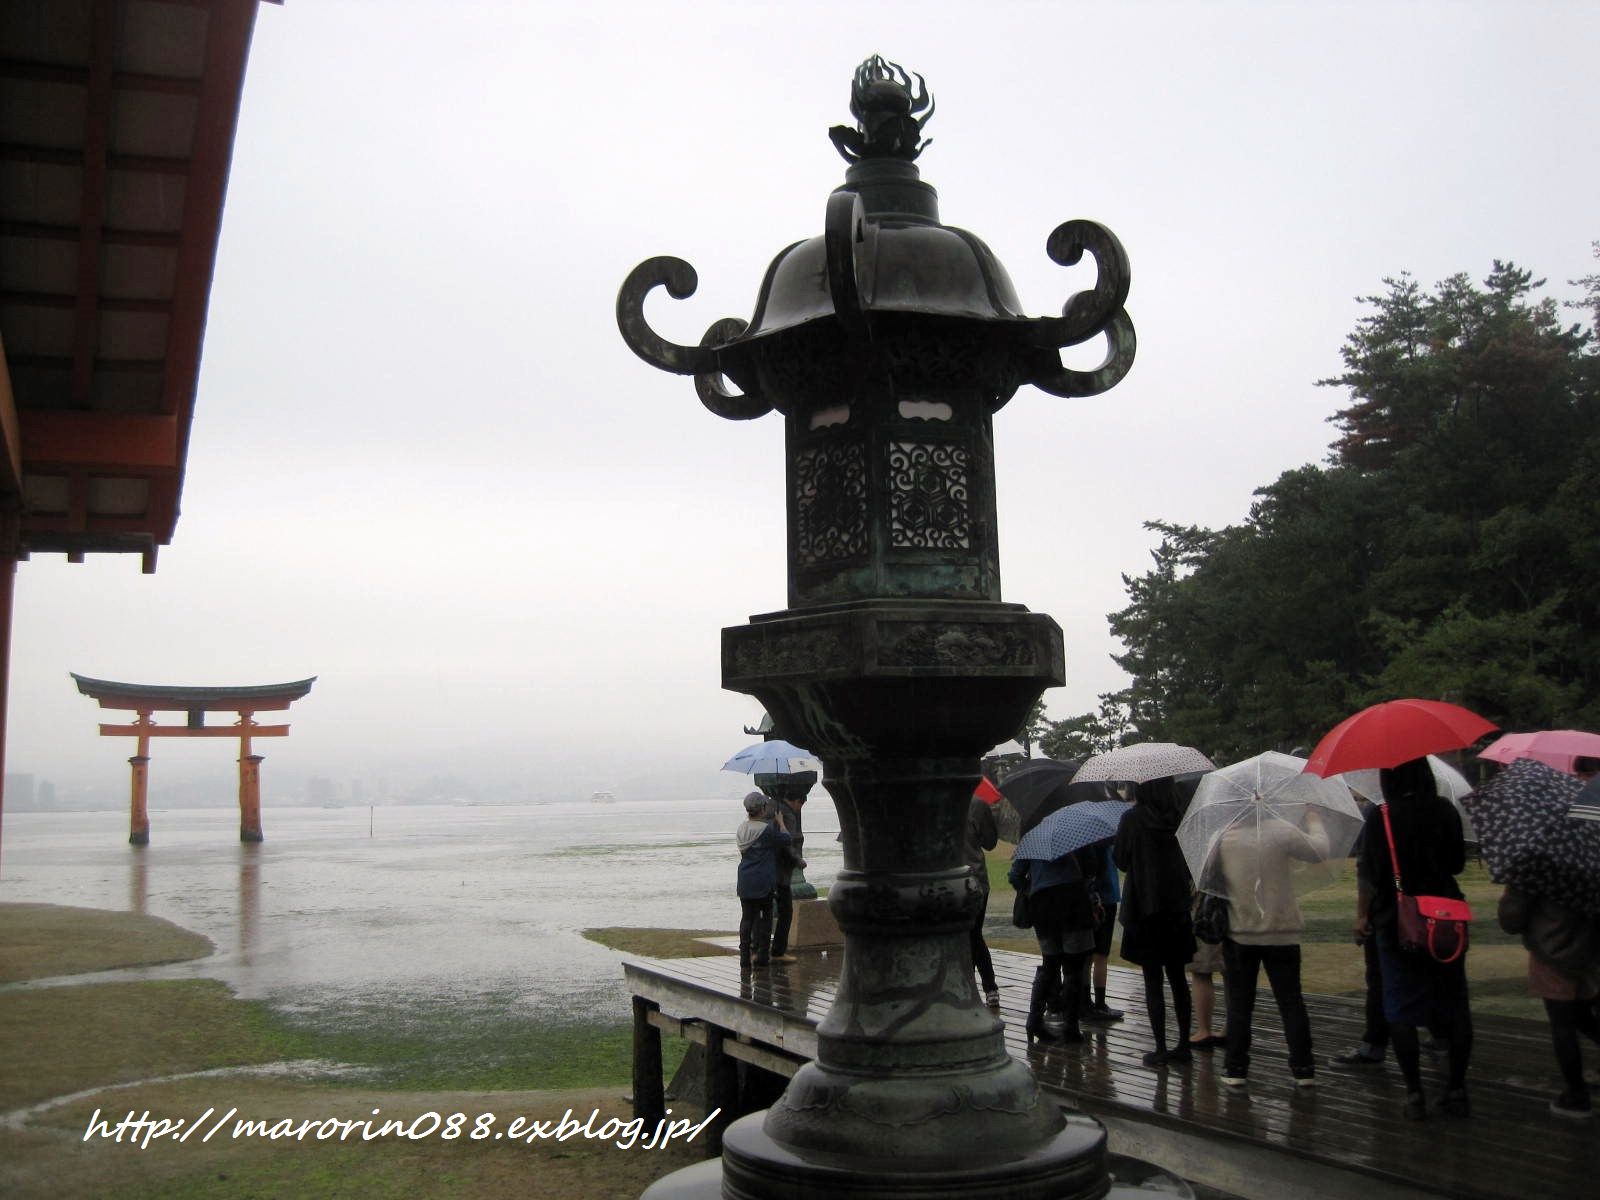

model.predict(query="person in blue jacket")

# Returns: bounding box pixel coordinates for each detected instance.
[735,792,791,969]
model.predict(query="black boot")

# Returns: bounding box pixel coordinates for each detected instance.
[1027,966,1060,1042]
[1057,959,1085,1043]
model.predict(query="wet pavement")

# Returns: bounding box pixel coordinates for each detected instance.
[0,798,841,1031]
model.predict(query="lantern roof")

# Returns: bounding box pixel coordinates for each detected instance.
[617,56,1137,420]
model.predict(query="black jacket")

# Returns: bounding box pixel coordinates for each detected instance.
[1359,795,1464,932]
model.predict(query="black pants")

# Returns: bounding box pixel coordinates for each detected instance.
[970,886,997,992]
[739,894,773,965]
[1360,934,1388,1049]
[1223,940,1313,1077]
[1377,937,1472,1093]
[1544,997,1600,1099]
[770,883,794,956]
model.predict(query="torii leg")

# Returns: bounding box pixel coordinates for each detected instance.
[239,753,264,843]
[128,755,150,845]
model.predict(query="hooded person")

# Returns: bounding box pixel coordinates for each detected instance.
[1357,756,1472,1120]
[1114,777,1197,1067]
[735,792,791,969]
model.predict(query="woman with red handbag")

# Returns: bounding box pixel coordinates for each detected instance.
[1355,756,1473,1120]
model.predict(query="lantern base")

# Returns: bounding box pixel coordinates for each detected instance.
[641,1112,1193,1200]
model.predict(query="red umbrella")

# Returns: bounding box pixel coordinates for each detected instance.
[1303,699,1497,778]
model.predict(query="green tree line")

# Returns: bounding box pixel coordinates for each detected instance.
[1040,247,1600,763]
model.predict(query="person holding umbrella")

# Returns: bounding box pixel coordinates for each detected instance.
[1463,756,1600,1118]
[1009,797,1130,1043]
[1115,777,1198,1067]
[1498,882,1600,1118]
[1179,751,1363,1086]
[1356,757,1474,1119]
[1308,698,1497,1117]
[1215,804,1333,1087]
[1009,843,1103,1044]
[734,792,792,970]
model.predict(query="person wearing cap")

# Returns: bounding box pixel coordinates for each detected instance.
[735,792,791,969]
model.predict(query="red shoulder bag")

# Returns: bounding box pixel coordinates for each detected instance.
[1380,803,1472,964]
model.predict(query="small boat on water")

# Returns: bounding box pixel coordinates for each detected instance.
[590,790,617,804]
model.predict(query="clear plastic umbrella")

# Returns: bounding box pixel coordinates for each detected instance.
[1178,752,1365,924]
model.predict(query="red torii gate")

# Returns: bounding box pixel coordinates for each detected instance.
[72,673,316,845]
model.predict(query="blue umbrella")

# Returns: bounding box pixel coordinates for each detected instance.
[1014,799,1133,862]
[722,739,822,775]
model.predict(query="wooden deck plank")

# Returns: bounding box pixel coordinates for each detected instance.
[623,948,1599,1200]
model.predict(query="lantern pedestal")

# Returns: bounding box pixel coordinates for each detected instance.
[641,599,1119,1198]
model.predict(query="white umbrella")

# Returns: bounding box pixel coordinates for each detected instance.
[1074,741,1215,784]
[1339,754,1475,840]
[721,740,822,775]
[1178,752,1365,916]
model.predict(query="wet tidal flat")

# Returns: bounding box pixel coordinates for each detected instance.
[0,798,842,1079]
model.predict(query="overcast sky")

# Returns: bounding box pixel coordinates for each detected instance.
[8,0,1598,801]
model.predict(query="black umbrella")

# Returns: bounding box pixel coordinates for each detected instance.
[1461,758,1600,916]
[995,759,1122,841]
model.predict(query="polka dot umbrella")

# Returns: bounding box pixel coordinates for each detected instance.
[1460,757,1600,917]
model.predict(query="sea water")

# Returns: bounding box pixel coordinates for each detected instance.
[0,798,841,1026]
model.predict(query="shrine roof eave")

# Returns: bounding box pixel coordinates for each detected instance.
[70,673,317,712]
[0,0,279,573]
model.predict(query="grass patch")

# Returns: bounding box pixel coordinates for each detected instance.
[4,1080,704,1200]
[0,906,698,1199]
[0,979,312,1111]
[0,903,212,982]
[583,927,736,959]
[278,1003,684,1094]
[0,976,672,1104]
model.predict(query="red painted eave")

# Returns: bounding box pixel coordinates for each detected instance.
[0,0,276,568]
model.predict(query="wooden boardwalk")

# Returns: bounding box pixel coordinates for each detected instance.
[624,947,1600,1200]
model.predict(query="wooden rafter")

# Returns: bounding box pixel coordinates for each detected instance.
[70,0,116,409]
[162,0,256,440]
[0,57,204,98]
[0,220,180,249]
[0,144,192,176]
[0,291,172,315]
[21,411,178,471]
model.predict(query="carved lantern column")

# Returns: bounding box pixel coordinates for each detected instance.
[620,57,1146,1200]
